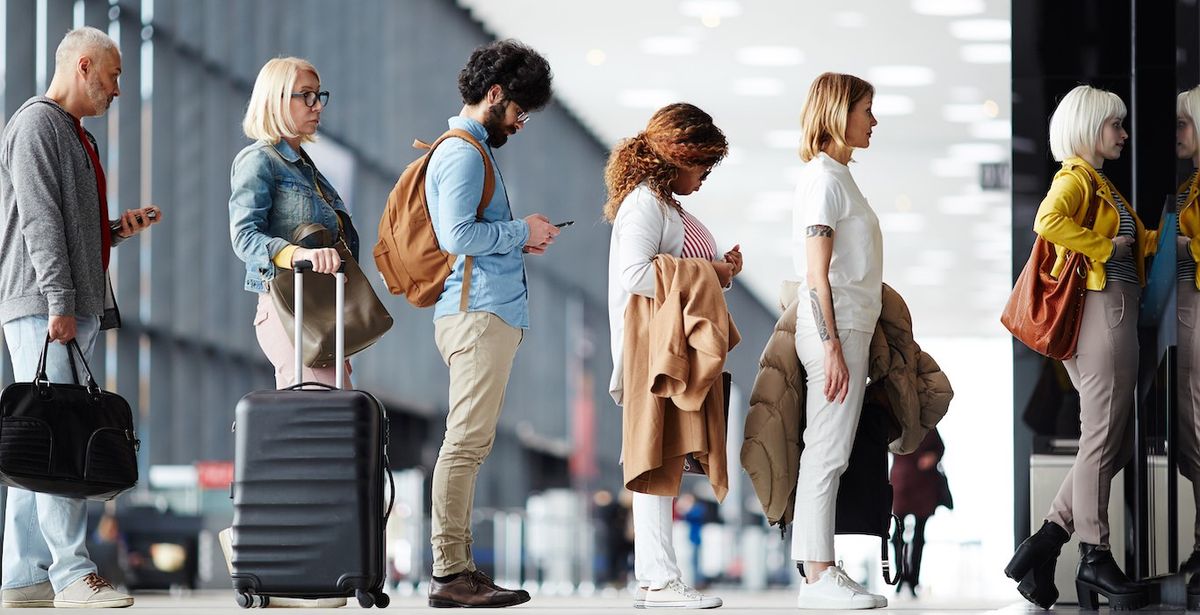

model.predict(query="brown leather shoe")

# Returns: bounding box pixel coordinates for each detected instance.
[429,570,527,608]
[471,570,531,604]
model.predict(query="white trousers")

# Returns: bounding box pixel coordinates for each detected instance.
[790,328,872,563]
[632,492,680,589]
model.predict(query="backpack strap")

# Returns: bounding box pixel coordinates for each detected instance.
[417,129,496,312]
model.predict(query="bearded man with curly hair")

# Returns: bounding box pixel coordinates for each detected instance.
[425,39,555,608]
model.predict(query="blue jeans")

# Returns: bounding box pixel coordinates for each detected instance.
[1,314,100,592]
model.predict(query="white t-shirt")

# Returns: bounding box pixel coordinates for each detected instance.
[792,152,883,333]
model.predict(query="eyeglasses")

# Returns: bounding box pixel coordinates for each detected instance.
[511,101,531,124]
[291,90,330,108]
[700,168,712,181]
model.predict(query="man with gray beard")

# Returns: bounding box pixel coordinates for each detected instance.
[0,26,160,608]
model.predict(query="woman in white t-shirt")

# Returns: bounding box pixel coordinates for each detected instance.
[604,103,739,610]
[791,72,886,610]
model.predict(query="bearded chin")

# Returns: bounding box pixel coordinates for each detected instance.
[483,103,509,148]
[85,79,109,115]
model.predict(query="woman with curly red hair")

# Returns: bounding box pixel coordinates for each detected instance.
[605,103,738,609]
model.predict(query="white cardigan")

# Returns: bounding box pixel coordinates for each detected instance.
[607,185,686,405]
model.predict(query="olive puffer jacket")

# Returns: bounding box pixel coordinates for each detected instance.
[740,281,954,527]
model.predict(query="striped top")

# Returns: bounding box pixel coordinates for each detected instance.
[1096,171,1140,285]
[1181,171,1198,283]
[679,208,717,260]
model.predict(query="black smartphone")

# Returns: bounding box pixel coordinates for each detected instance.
[554,220,574,228]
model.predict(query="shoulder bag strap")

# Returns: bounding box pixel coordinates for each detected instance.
[426,128,496,312]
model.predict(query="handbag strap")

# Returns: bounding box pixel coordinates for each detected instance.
[882,514,906,586]
[35,335,101,397]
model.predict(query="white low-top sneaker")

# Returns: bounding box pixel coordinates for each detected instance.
[636,579,722,609]
[2,580,54,608]
[796,565,887,610]
[53,573,133,608]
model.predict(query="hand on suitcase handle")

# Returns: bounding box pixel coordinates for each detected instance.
[292,247,343,275]
[292,259,346,275]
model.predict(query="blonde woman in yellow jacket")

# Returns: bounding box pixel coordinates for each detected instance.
[1176,85,1200,582]
[1005,85,1151,612]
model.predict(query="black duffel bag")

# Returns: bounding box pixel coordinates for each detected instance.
[0,336,139,500]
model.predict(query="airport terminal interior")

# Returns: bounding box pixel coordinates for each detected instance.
[0,0,1195,612]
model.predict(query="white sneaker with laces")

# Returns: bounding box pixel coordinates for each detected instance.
[2,580,54,608]
[53,573,133,608]
[636,579,722,609]
[796,565,886,610]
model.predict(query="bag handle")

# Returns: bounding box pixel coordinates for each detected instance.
[882,514,906,586]
[35,335,101,397]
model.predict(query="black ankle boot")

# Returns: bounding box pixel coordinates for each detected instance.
[1016,557,1059,609]
[1075,543,1148,610]
[1005,521,1069,608]
[1182,549,1200,577]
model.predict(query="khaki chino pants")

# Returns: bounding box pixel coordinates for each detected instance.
[1046,281,1139,547]
[431,311,523,576]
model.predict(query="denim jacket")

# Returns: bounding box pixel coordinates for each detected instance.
[426,117,531,329]
[229,139,359,293]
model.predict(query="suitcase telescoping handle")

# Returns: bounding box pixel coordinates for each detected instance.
[292,260,346,389]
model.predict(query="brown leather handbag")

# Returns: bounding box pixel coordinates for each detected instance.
[1000,196,1100,360]
[271,223,393,368]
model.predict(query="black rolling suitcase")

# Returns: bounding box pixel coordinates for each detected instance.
[230,262,393,609]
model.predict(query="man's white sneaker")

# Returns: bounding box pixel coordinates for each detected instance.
[53,573,133,608]
[796,565,886,610]
[2,580,54,608]
[635,579,722,609]
[218,527,347,608]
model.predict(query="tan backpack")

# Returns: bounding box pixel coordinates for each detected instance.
[373,129,495,309]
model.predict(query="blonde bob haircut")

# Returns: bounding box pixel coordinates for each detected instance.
[1178,85,1200,150]
[1048,85,1127,162]
[799,72,875,163]
[242,57,320,144]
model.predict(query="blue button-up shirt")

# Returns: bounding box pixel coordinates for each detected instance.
[426,117,531,328]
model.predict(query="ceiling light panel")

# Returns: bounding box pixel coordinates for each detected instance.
[679,0,742,18]
[734,77,784,97]
[737,46,804,66]
[961,44,1011,64]
[872,94,916,116]
[867,65,935,87]
[950,19,1011,41]
[640,36,698,56]
[618,89,679,109]
[912,0,985,16]
[833,11,866,28]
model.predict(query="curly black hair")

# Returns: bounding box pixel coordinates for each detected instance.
[458,39,553,112]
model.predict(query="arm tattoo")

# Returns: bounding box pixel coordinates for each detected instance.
[809,289,837,342]
[806,225,834,238]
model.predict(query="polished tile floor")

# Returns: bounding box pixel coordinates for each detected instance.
[111,589,1187,613]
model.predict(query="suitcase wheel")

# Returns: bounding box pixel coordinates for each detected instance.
[356,589,374,608]
[235,592,268,608]
[375,592,390,608]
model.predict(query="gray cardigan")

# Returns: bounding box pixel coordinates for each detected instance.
[0,96,123,328]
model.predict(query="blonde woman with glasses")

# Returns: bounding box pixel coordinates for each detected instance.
[221,56,354,609]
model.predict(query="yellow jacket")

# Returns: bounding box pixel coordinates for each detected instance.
[1033,157,1157,291]
[1179,171,1200,289]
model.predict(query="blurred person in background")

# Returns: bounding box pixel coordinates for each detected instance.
[890,428,952,597]
[1175,86,1200,605]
